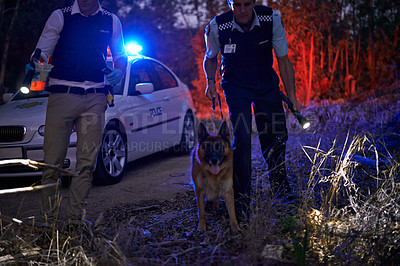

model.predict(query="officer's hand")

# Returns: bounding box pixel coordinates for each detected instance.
[105,68,123,85]
[25,63,34,73]
[205,82,217,100]
[25,63,39,80]
[283,102,291,114]
[288,94,300,113]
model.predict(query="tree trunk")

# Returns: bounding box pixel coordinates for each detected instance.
[206,0,216,19]
[306,34,314,107]
[320,39,324,70]
[193,0,201,28]
[328,42,342,91]
[328,35,332,72]
[302,40,308,103]
[367,0,376,89]
[352,37,360,83]
[0,0,21,104]
[345,36,349,78]
[176,1,194,37]
[345,36,350,96]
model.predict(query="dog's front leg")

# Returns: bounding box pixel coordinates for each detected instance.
[195,188,206,231]
[223,188,240,234]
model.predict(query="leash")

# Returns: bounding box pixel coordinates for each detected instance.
[211,93,224,133]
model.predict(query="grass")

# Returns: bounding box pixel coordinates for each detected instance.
[0,92,399,265]
[292,131,400,264]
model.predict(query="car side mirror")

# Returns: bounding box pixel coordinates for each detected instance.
[135,83,154,95]
[2,93,13,103]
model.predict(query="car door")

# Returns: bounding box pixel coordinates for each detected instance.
[148,60,182,145]
[125,59,168,159]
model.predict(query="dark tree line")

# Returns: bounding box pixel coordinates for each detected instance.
[0,0,200,102]
[266,0,400,105]
[1,0,399,108]
[190,0,399,114]
[0,0,61,103]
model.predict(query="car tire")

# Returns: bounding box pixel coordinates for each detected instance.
[93,124,127,185]
[177,112,195,154]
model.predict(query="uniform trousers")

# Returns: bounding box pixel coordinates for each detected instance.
[223,86,290,208]
[41,92,107,224]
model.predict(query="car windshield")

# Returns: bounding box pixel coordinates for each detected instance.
[11,89,50,101]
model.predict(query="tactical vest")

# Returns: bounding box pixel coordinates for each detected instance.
[216,5,279,92]
[50,6,113,82]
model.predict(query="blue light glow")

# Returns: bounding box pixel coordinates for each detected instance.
[126,43,143,55]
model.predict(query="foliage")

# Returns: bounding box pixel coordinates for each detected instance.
[0,0,198,93]
[267,0,400,104]
[1,94,399,265]
[189,29,230,120]
[2,0,399,105]
[189,0,400,108]
[113,0,199,87]
[0,0,61,93]
[281,214,309,266]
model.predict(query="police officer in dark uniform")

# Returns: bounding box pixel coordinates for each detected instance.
[204,0,300,214]
[32,0,127,227]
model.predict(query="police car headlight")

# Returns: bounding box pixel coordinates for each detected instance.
[38,125,45,136]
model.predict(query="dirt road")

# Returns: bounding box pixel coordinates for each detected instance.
[0,150,193,223]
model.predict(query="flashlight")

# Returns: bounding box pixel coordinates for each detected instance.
[102,67,115,107]
[280,91,310,129]
[20,48,42,94]
[102,53,115,107]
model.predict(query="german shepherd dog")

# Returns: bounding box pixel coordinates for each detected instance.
[191,121,239,233]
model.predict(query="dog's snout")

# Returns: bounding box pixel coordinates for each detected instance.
[210,158,219,165]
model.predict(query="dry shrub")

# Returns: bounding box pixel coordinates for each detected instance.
[0,214,127,265]
[294,131,400,264]
[1,93,399,265]
[287,94,400,135]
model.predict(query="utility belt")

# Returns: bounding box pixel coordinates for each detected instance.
[46,85,106,95]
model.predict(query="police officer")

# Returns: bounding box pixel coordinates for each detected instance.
[33,0,127,227]
[204,0,300,213]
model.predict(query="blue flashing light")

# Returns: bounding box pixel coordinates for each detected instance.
[126,43,143,55]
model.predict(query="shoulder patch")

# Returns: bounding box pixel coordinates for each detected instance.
[258,14,273,22]
[254,5,273,24]
[61,6,72,14]
[215,10,233,31]
[101,6,113,17]
[218,21,233,31]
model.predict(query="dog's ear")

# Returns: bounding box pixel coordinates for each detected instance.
[197,122,209,144]
[218,121,230,141]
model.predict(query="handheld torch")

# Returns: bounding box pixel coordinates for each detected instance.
[102,67,115,107]
[280,91,310,129]
[20,48,42,94]
[102,52,115,107]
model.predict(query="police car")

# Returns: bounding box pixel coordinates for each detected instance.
[0,51,196,185]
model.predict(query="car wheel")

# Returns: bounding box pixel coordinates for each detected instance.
[177,113,195,154]
[93,125,127,185]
